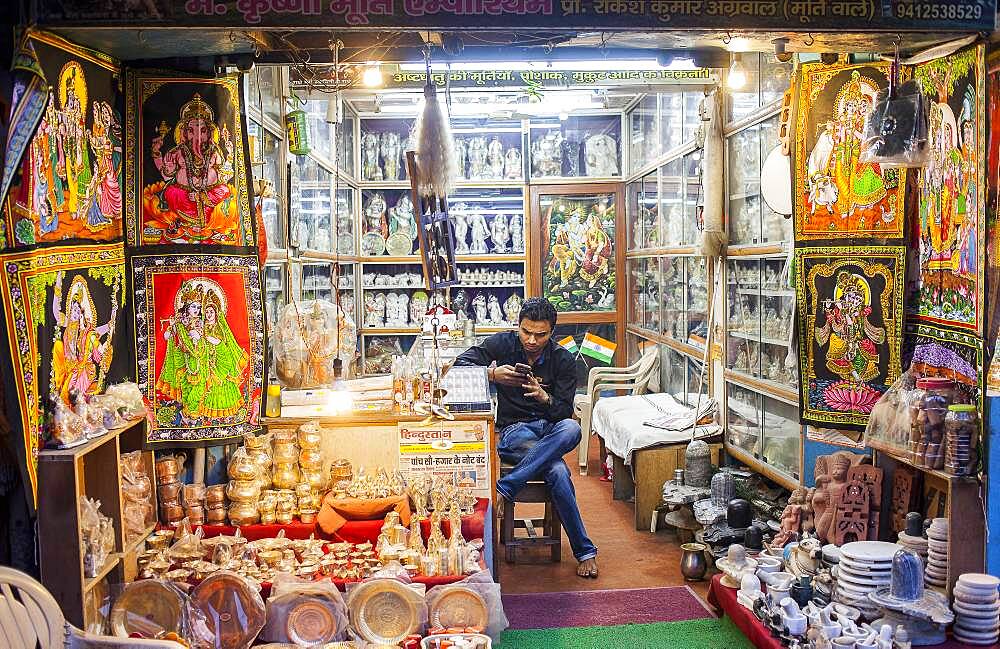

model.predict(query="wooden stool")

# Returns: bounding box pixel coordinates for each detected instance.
[499,464,562,563]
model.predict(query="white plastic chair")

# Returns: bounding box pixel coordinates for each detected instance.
[573,345,659,474]
[0,566,183,649]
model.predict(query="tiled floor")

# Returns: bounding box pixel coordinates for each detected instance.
[498,437,712,603]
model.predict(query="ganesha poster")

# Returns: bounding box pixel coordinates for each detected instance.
[0,243,128,505]
[793,61,906,240]
[3,30,124,248]
[125,70,254,246]
[795,246,905,429]
[130,251,263,445]
[911,45,986,334]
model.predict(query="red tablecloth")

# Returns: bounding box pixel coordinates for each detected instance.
[707,574,993,649]
[183,497,488,545]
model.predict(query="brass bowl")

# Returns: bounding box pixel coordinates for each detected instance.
[205,485,226,506]
[299,509,318,524]
[206,508,228,524]
[226,480,259,502]
[110,580,184,638]
[155,457,180,481]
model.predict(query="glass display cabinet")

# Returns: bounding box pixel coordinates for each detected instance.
[762,397,801,481]
[359,118,413,182]
[686,257,708,349]
[656,346,707,408]
[248,120,285,251]
[528,115,622,180]
[247,66,285,126]
[629,95,659,174]
[360,188,417,257]
[450,187,526,258]
[727,115,790,246]
[660,257,685,341]
[627,172,659,251]
[726,382,762,459]
[659,158,684,246]
[452,117,524,182]
[264,264,287,332]
[628,257,660,334]
[660,92,683,154]
[727,54,793,124]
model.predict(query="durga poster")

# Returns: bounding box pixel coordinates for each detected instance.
[911,45,986,334]
[125,71,254,246]
[3,30,123,248]
[0,243,128,505]
[795,247,905,429]
[794,61,906,240]
[130,251,263,445]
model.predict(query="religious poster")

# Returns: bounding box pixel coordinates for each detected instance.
[130,251,263,445]
[986,56,1000,394]
[0,243,128,504]
[904,322,983,409]
[125,70,254,246]
[539,191,616,312]
[3,30,123,248]
[793,60,907,240]
[795,246,905,428]
[911,45,986,334]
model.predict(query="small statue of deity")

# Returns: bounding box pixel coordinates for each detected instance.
[584,133,619,177]
[453,138,468,179]
[487,294,503,324]
[509,214,525,253]
[504,147,522,179]
[471,293,488,323]
[380,132,402,181]
[503,294,522,325]
[467,137,489,180]
[397,292,410,326]
[489,213,510,254]
[469,213,490,254]
[362,131,382,181]
[452,212,470,254]
[532,133,564,177]
[410,291,429,325]
[487,137,505,178]
[364,192,388,237]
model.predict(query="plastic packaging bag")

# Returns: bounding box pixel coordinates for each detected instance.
[104,381,147,419]
[52,398,86,448]
[107,578,217,647]
[860,79,929,167]
[80,496,115,577]
[272,300,357,388]
[260,573,350,645]
[864,369,918,451]
[425,570,508,640]
[190,571,266,649]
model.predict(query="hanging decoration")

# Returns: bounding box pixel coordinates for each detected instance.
[910,44,986,334]
[0,242,128,505]
[698,89,726,257]
[125,70,255,247]
[793,60,907,240]
[411,74,457,199]
[3,30,123,248]
[794,246,905,429]
[129,250,264,446]
[284,99,311,156]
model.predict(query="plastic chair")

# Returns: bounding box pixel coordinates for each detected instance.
[0,566,183,649]
[573,345,659,474]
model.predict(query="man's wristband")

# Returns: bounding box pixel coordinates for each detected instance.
[488,367,495,383]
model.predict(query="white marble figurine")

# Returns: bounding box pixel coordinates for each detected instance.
[504,148,522,179]
[452,212,470,254]
[472,293,488,323]
[362,131,382,181]
[469,212,490,254]
[509,214,524,253]
[490,213,510,254]
[584,133,619,177]
[381,132,402,181]
[467,137,489,180]
[488,137,505,178]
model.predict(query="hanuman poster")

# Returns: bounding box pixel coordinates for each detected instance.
[0,243,128,504]
[130,251,263,445]
[794,60,906,240]
[3,30,123,248]
[795,246,905,428]
[911,45,986,334]
[125,70,254,247]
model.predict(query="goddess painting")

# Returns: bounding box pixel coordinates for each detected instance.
[814,271,885,384]
[141,93,239,243]
[51,272,118,403]
[156,279,249,423]
[794,62,905,239]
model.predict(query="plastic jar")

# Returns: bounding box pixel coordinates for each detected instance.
[944,403,978,476]
[909,377,955,468]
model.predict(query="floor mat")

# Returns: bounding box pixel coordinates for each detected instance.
[502,586,711,630]
[496,617,756,649]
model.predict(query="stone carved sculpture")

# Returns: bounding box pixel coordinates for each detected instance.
[769,487,812,549]
[487,137,504,178]
[832,475,871,545]
[453,138,467,178]
[469,213,490,254]
[584,133,619,177]
[509,213,524,253]
[810,451,864,544]
[848,464,884,540]
[504,148,522,179]
[532,133,564,177]
[890,467,920,533]
[452,212,470,254]
[472,293,488,323]
[503,294,522,325]
[487,294,503,324]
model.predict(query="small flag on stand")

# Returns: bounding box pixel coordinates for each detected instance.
[580,333,617,364]
[558,335,579,355]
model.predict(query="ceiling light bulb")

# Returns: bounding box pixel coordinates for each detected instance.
[559,112,569,121]
[727,54,748,91]
[362,63,383,88]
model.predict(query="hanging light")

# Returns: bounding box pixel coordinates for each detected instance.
[727,53,748,91]
[362,62,383,88]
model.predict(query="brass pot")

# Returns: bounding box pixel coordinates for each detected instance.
[276,510,294,525]
[299,509,318,524]
[227,457,259,481]
[157,481,182,504]
[226,480,260,502]
[260,511,276,525]
[228,502,260,526]
[148,530,174,551]
[297,425,323,449]
[244,433,269,450]
[301,469,327,493]
[680,543,709,581]
[155,456,180,481]
[298,448,324,469]
[272,442,299,464]
[271,463,299,490]
[204,485,226,507]
[258,550,282,566]
[205,508,227,524]
[159,502,184,522]
[295,483,313,498]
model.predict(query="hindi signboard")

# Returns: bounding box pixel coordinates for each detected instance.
[397,418,492,498]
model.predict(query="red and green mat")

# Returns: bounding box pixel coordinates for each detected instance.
[497,587,755,649]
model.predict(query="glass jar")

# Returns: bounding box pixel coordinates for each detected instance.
[909,377,955,468]
[945,403,978,476]
[265,384,281,417]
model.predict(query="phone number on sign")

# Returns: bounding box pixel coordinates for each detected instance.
[893,1,982,19]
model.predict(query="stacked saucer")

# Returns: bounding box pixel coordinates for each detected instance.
[953,573,1000,645]
[924,518,949,588]
[834,541,898,620]
[897,531,928,566]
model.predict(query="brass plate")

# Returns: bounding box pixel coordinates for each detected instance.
[286,597,344,645]
[110,580,184,638]
[191,572,266,649]
[349,580,421,644]
[430,586,489,629]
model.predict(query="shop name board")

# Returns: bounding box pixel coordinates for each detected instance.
[387,68,713,89]
[36,0,996,30]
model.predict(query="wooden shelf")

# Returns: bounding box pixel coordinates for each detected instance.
[868,439,976,485]
[83,555,120,593]
[39,419,144,461]
[726,242,788,257]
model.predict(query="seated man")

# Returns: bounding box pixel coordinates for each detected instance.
[455,297,598,578]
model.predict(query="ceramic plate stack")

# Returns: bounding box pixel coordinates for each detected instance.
[953,573,1000,645]
[925,518,949,588]
[897,531,928,566]
[834,541,898,620]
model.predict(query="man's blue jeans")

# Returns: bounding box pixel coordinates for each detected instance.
[496,418,598,562]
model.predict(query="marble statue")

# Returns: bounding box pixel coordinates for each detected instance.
[409,292,429,325]
[489,213,510,254]
[364,192,388,237]
[384,292,400,325]
[472,293,488,323]
[453,138,467,179]
[584,133,619,177]
[469,212,490,254]
[381,132,402,181]
[488,137,505,178]
[339,290,355,320]
[510,214,524,253]
[452,212,469,254]
[532,132,564,177]
[467,137,488,180]
[389,195,415,238]
[362,131,382,180]
[453,289,469,320]
[503,294,522,325]
[504,148,522,179]
[487,294,503,324]
[397,292,410,326]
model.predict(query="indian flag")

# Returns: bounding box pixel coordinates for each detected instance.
[558,335,579,355]
[580,333,616,364]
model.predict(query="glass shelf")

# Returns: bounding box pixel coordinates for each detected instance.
[727,114,792,247]
[528,115,621,179]
[727,53,793,124]
[359,118,413,182]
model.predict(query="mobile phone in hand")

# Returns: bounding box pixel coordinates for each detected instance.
[514,363,533,376]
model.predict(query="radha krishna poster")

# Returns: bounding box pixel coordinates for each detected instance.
[795,246,905,428]
[3,30,123,248]
[0,243,128,504]
[911,45,986,334]
[794,60,906,240]
[130,251,263,445]
[125,71,254,246]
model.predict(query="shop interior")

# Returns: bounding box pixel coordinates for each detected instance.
[1,10,1000,649]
